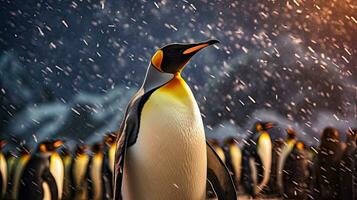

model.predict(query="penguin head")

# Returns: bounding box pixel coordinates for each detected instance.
[321,127,340,145]
[91,142,104,154]
[151,40,219,74]
[208,139,220,148]
[0,140,7,150]
[104,133,116,147]
[60,147,71,157]
[75,145,89,155]
[224,137,238,146]
[254,121,274,132]
[286,128,297,140]
[38,139,64,153]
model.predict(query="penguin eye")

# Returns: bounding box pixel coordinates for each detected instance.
[151,50,163,71]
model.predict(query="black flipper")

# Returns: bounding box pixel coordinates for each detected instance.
[113,87,159,200]
[42,169,59,200]
[206,141,237,200]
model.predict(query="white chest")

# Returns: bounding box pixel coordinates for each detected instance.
[123,78,207,200]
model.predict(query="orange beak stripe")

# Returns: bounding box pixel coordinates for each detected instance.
[183,43,209,54]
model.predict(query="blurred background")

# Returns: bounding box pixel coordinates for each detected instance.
[0,0,356,148]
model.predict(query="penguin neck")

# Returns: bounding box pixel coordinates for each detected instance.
[159,72,193,103]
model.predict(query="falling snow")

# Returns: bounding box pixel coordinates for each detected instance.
[0,0,356,147]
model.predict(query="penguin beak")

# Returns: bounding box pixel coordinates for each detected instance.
[183,39,219,55]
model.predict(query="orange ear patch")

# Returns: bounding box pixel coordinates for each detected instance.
[151,50,163,71]
[53,140,63,148]
[183,43,209,54]
[40,144,47,152]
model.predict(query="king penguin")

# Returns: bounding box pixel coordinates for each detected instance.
[223,137,242,189]
[10,144,30,200]
[87,142,106,200]
[71,145,90,200]
[18,139,64,200]
[276,128,297,193]
[208,139,226,163]
[61,147,73,200]
[103,133,117,199]
[0,140,7,200]
[282,141,309,200]
[242,122,273,197]
[339,128,357,200]
[312,127,343,200]
[113,40,236,200]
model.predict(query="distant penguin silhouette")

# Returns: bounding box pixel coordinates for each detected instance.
[208,139,226,163]
[313,127,343,200]
[10,144,31,200]
[103,133,117,199]
[242,122,273,197]
[339,128,357,200]
[4,150,16,199]
[61,147,73,200]
[223,137,242,188]
[282,141,309,199]
[268,138,284,196]
[87,142,107,200]
[18,139,64,200]
[0,140,7,199]
[277,128,297,192]
[71,145,90,200]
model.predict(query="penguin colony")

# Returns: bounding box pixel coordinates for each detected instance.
[0,126,355,200]
[0,41,356,200]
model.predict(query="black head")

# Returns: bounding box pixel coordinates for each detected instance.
[151,40,219,74]
[321,127,340,144]
[75,145,89,155]
[91,142,104,153]
[286,128,297,140]
[104,133,116,147]
[254,121,275,132]
[37,139,64,153]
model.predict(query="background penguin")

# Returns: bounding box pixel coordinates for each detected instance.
[223,137,242,189]
[87,142,107,200]
[103,133,117,199]
[208,139,226,163]
[0,140,7,199]
[18,139,64,200]
[268,138,284,196]
[282,141,309,199]
[9,144,31,200]
[312,127,343,200]
[50,141,65,200]
[339,128,357,200]
[5,151,16,199]
[113,40,236,200]
[60,147,73,200]
[71,145,90,200]
[277,128,297,193]
[242,121,273,197]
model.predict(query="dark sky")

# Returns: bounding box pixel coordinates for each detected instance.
[0,0,356,147]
